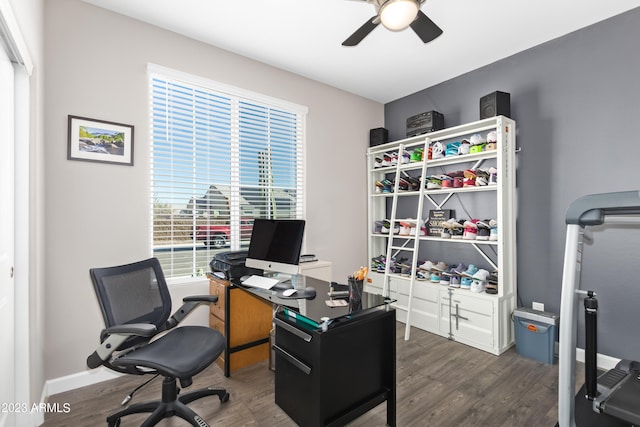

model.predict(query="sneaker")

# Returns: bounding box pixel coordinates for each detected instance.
[452,263,467,275]
[381,153,392,167]
[441,175,454,188]
[410,148,423,162]
[440,218,459,239]
[476,220,491,241]
[445,142,461,157]
[460,277,472,289]
[431,261,449,272]
[472,269,491,281]
[418,260,436,271]
[488,167,498,185]
[426,175,443,190]
[381,219,399,234]
[459,140,471,155]
[451,219,465,239]
[462,264,478,277]
[449,273,461,288]
[416,270,429,281]
[469,143,486,154]
[373,220,383,234]
[440,269,452,286]
[470,280,485,293]
[430,271,441,283]
[489,219,498,241]
[389,152,398,166]
[398,221,411,236]
[401,150,411,164]
[476,169,490,186]
[463,219,478,240]
[463,169,477,187]
[431,142,444,159]
[374,156,384,168]
[485,271,498,294]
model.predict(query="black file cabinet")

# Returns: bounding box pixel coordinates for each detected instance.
[273,308,396,427]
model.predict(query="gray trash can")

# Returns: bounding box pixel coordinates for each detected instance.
[513,307,559,364]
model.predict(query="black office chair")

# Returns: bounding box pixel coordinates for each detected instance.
[86,257,229,427]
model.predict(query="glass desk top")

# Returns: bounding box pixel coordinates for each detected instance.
[233,274,393,325]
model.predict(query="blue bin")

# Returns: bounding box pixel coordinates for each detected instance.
[513,307,559,364]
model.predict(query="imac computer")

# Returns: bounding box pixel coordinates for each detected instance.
[245,218,305,282]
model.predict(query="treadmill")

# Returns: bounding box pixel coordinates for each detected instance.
[557,191,640,426]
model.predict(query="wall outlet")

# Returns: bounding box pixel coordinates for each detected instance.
[532,302,545,311]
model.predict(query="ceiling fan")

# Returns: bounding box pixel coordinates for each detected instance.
[342,0,443,46]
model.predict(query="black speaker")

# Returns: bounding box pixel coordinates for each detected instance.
[369,127,389,147]
[480,91,511,119]
[406,110,444,137]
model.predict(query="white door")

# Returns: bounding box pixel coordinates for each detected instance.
[0,44,16,427]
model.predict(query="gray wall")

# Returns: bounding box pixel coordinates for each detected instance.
[385,8,640,359]
[44,0,382,380]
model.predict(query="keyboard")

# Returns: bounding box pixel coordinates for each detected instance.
[241,275,280,290]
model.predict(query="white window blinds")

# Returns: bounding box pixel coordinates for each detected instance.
[149,65,306,279]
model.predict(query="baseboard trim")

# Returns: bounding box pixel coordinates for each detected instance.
[44,367,123,398]
[575,348,620,371]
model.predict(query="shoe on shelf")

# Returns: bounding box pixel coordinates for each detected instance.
[459,139,471,155]
[462,264,478,277]
[389,152,398,166]
[431,261,449,272]
[430,271,441,283]
[418,260,436,271]
[416,270,429,281]
[472,269,491,281]
[410,147,423,162]
[398,221,411,236]
[445,142,461,157]
[470,280,485,293]
[476,220,491,241]
[381,219,399,234]
[452,263,467,275]
[441,175,454,188]
[463,219,478,240]
[460,277,472,289]
[374,156,384,168]
[373,220,383,234]
[450,219,465,239]
[426,175,444,190]
[449,272,461,288]
[476,169,490,186]
[489,219,498,241]
[463,169,477,187]
[401,150,411,164]
[488,167,498,185]
[397,177,410,192]
[431,141,445,159]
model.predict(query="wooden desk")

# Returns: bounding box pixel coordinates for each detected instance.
[208,275,272,377]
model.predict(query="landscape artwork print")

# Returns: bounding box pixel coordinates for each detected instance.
[67,115,134,165]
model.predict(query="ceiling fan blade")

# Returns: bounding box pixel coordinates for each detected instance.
[342,16,379,46]
[410,10,443,44]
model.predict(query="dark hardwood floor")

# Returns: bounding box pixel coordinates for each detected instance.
[43,323,580,426]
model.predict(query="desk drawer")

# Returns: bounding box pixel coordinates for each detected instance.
[209,279,227,320]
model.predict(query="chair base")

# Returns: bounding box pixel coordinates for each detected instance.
[106,376,229,427]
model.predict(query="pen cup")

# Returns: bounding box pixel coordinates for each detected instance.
[348,278,364,311]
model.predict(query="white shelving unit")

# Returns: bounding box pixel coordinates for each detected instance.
[366,116,517,355]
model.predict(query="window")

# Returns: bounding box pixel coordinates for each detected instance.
[149,65,307,280]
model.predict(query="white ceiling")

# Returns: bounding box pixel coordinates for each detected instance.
[82,0,640,103]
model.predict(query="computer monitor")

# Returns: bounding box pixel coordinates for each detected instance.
[245,219,305,277]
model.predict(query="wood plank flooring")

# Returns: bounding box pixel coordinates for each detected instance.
[43,323,582,426]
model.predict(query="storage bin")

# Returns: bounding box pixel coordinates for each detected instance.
[513,307,559,364]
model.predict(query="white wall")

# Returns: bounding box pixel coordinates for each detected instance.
[44,0,383,381]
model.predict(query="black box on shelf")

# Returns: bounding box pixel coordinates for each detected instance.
[480,91,511,119]
[427,209,454,237]
[406,111,444,137]
[369,127,389,147]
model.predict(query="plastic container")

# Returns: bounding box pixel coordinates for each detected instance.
[513,307,559,364]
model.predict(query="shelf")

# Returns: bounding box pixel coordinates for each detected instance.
[366,115,517,354]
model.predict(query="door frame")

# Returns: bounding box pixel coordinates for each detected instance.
[0,1,34,426]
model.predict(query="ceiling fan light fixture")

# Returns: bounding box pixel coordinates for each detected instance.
[379,0,420,31]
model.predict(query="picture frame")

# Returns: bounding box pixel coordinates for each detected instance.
[67,115,134,166]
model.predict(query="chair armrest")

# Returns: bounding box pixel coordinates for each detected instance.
[164,295,219,330]
[86,323,158,369]
[106,323,157,337]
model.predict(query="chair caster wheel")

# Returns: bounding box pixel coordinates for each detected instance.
[220,392,230,403]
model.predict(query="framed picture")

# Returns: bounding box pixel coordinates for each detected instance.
[67,115,134,166]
